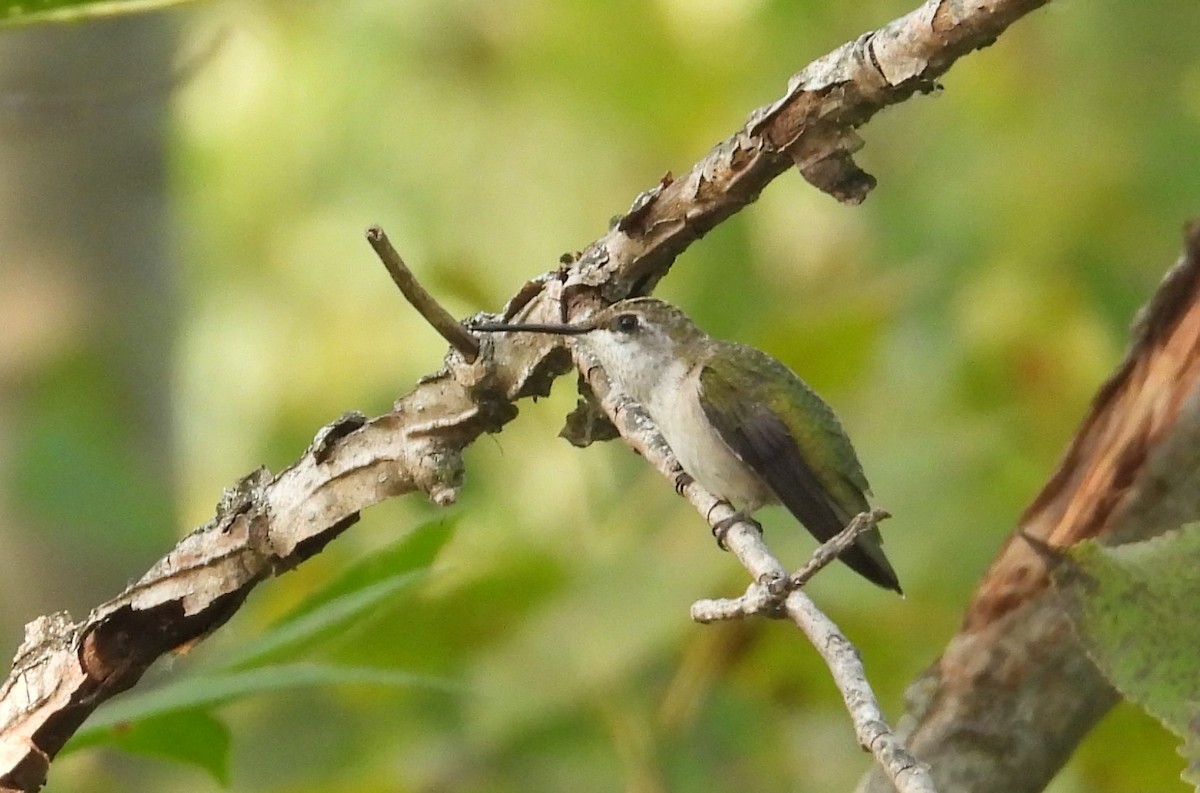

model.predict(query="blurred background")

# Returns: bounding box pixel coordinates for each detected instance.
[0,0,1195,791]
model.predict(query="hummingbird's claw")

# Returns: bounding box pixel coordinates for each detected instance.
[673,470,694,494]
[711,511,763,550]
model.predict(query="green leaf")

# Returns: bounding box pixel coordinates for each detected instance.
[282,517,456,622]
[225,572,425,669]
[213,518,454,669]
[1051,525,1200,788]
[72,663,461,741]
[0,0,195,26]
[64,709,231,784]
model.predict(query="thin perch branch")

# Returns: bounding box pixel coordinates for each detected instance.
[787,592,934,793]
[365,225,480,362]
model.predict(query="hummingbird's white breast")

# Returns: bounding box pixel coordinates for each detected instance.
[646,365,775,513]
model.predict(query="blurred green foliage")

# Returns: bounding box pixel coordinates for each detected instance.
[2,0,1199,791]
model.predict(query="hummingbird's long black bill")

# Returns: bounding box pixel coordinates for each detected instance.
[471,321,592,335]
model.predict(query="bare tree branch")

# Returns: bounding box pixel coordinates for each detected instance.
[856,224,1200,793]
[0,1,1050,790]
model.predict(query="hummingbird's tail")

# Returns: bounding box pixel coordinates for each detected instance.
[775,482,902,592]
[841,528,902,594]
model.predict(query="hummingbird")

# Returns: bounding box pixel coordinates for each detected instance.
[473,297,901,593]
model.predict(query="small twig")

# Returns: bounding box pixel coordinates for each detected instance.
[365,225,480,362]
[788,508,891,592]
[691,579,779,622]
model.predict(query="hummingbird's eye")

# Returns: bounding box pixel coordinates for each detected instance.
[613,313,640,333]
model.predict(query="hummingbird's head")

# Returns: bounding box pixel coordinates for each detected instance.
[570,298,704,402]
[472,297,705,404]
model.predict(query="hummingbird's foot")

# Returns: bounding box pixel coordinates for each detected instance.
[710,511,763,550]
[673,470,694,495]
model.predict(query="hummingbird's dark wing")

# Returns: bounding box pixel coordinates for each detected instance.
[698,345,901,593]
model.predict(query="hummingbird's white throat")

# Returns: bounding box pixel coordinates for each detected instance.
[576,312,688,409]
